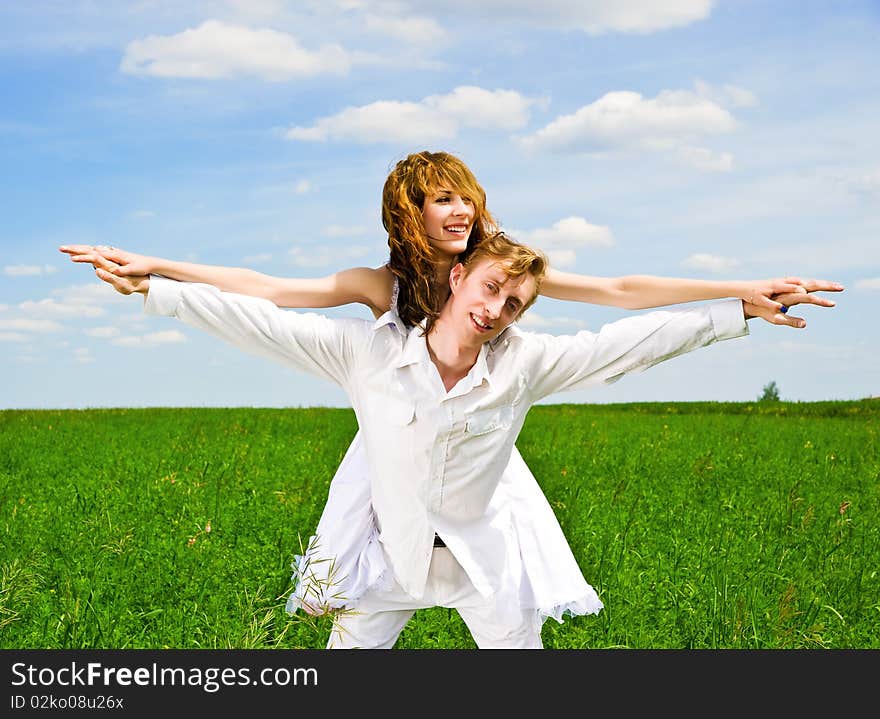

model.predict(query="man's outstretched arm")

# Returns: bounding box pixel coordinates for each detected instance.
[93,268,363,389]
[519,287,839,402]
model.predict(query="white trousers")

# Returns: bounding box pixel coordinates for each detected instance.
[327,547,544,649]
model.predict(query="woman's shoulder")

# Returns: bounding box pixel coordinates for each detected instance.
[354,264,395,317]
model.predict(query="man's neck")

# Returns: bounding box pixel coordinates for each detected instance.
[426,313,481,392]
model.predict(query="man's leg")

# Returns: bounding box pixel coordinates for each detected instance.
[326,543,450,649]
[427,547,544,649]
[456,603,544,649]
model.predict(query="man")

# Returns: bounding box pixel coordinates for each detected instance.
[90,232,837,648]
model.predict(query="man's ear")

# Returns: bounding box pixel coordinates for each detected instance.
[449,262,465,294]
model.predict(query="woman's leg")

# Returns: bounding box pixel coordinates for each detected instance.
[288,430,387,614]
[326,607,417,649]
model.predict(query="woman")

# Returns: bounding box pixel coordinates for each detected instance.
[60,150,832,626]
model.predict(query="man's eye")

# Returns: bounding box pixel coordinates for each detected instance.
[485,283,497,293]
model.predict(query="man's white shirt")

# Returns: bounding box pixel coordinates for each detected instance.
[145,276,748,603]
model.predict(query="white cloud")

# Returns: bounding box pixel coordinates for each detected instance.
[145,330,187,344]
[693,79,758,108]
[224,0,714,45]
[364,13,445,43]
[4,264,59,276]
[287,85,536,144]
[85,326,121,338]
[0,304,8,312]
[73,347,94,364]
[287,100,454,143]
[129,209,157,219]
[682,253,741,273]
[378,0,713,34]
[223,0,288,22]
[855,278,880,291]
[519,90,736,162]
[51,283,130,307]
[0,332,28,343]
[0,318,64,333]
[111,330,187,347]
[322,225,367,237]
[843,171,880,201]
[293,179,312,194]
[517,217,615,248]
[542,249,578,268]
[288,245,371,268]
[513,216,614,268]
[545,0,713,34]
[19,298,106,318]
[677,146,734,173]
[120,20,352,80]
[427,86,536,130]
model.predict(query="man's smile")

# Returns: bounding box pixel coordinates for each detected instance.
[470,313,494,332]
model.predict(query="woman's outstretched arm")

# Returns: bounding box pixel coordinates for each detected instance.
[59,245,394,317]
[540,267,844,313]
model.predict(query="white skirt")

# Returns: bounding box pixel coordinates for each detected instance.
[285,431,603,624]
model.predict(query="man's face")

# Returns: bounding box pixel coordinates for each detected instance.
[448,258,536,345]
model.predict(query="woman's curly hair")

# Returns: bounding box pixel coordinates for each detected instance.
[383,151,498,330]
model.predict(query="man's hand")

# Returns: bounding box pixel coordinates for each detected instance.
[59,244,158,277]
[94,265,150,296]
[743,278,842,328]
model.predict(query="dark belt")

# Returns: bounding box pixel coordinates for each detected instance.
[433,533,446,548]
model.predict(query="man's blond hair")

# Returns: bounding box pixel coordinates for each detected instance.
[461,231,547,316]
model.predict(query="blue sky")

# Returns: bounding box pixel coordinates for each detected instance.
[2,0,878,409]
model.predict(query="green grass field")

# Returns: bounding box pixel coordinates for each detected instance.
[1,401,877,649]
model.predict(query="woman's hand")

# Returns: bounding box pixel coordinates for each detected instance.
[736,277,844,313]
[59,245,158,276]
[743,279,842,328]
[737,277,804,312]
[58,245,151,294]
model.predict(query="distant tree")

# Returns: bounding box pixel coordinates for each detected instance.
[759,380,781,402]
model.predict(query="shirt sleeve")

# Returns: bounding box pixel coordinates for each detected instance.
[143,275,365,389]
[520,299,748,401]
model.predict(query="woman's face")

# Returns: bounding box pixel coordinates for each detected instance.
[421,187,475,258]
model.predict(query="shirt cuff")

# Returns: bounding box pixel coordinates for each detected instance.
[709,299,749,341]
[143,274,183,317]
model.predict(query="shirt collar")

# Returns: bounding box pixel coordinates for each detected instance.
[467,343,492,390]
[396,322,428,368]
[372,308,407,335]
[488,321,525,350]
[395,322,494,392]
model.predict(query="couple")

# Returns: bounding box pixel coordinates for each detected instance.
[61,151,841,649]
